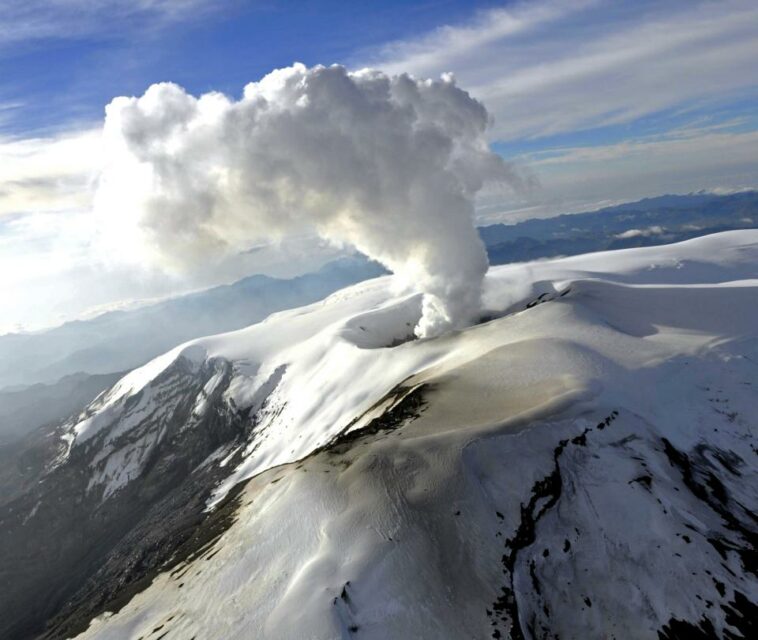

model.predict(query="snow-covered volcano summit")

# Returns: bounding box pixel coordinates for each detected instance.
[2,231,757,640]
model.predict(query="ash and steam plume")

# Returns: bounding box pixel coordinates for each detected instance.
[95,63,521,337]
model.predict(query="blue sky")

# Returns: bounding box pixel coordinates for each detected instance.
[1,1,502,135]
[1,0,757,333]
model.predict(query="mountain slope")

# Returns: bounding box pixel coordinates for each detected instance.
[1,231,756,639]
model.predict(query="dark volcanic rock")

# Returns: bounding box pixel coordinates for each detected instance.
[0,356,253,640]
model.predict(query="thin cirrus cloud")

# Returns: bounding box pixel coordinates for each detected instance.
[367,0,758,140]
[0,0,215,46]
[0,1,223,134]
[364,0,758,216]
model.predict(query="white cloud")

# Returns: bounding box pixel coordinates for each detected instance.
[0,122,346,335]
[95,64,525,336]
[615,226,665,240]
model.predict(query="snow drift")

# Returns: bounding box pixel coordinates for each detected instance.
[95,63,522,337]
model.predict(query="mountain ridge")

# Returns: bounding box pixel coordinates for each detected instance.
[3,191,756,394]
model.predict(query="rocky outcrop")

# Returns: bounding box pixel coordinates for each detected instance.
[0,356,250,640]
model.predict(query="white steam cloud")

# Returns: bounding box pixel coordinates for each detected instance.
[95,63,521,337]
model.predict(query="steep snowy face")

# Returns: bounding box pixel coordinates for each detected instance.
[4,231,757,640]
[0,343,258,640]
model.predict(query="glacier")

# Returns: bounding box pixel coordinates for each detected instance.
[1,231,756,639]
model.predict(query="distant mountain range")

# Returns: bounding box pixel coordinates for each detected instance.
[480,190,758,264]
[0,257,385,393]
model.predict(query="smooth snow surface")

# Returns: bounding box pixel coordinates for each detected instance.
[69,231,758,639]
